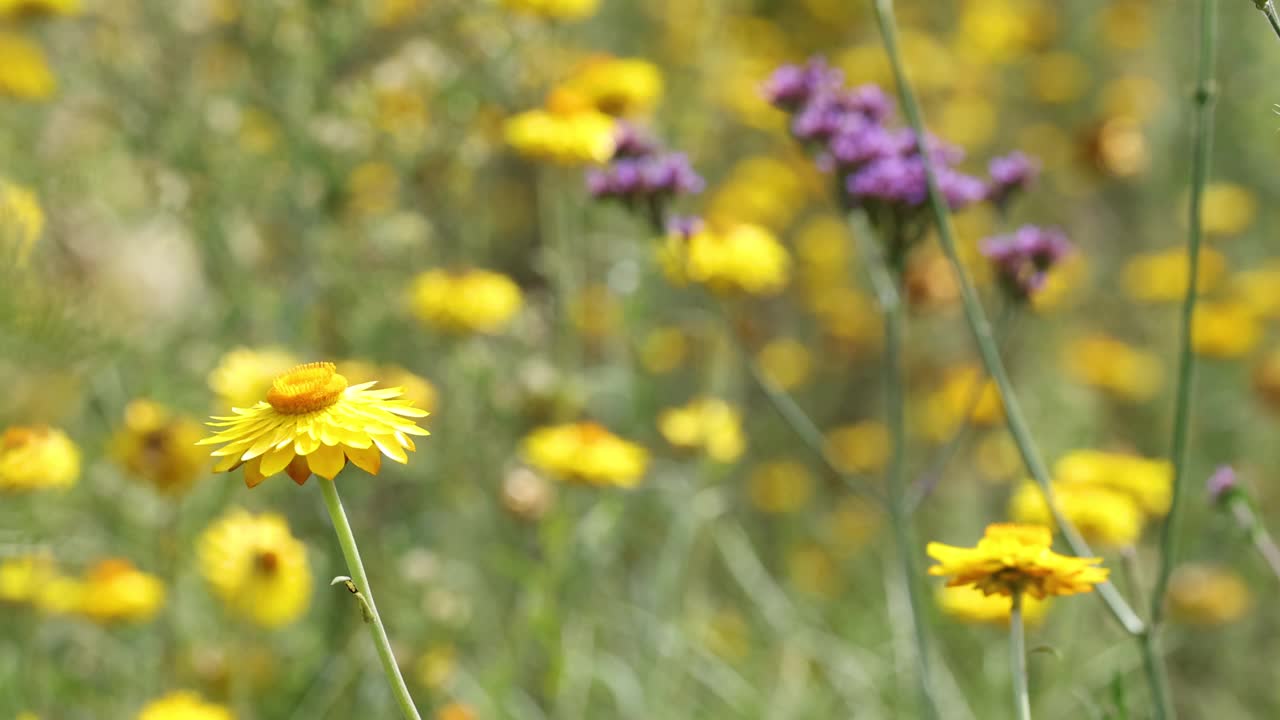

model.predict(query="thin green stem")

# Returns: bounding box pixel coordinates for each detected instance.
[1140,630,1174,719]
[1010,591,1031,720]
[1256,0,1280,42]
[317,477,423,720]
[1152,0,1218,633]
[869,0,1145,637]
[1228,497,1280,582]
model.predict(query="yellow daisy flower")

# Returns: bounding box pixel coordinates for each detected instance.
[198,508,311,628]
[136,691,233,720]
[408,269,523,335]
[926,523,1109,600]
[111,399,208,495]
[560,56,663,117]
[78,558,166,623]
[198,362,430,488]
[1168,564,1251,626]
[0,425,80,491]
[504,106,616,165]
[522,422,648,487]
[0,32,55,100]
[660,223,791,296]
[657,397,746,463]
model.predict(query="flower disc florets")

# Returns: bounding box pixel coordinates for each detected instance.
[266,362,348,414]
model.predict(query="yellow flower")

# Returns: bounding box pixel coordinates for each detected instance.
[33,574,83,615]
[756,338,811,390]
[435,703,477,720]
[657,397,746,463]
[198,362,430,488]
[1032,52,1089,105]
[500,0,598,20]
[0,178,44,263]
[1122,247,1226,303]
[504,107,616,165]
[1230,263,1280,320]
[0,0,79,19]
[926,523,1109,599]
[522,422,648,487]
[345,161,399,216]
[937,584,1049,626]
[560,56,662,117]
[1009,482,1144,548]
[662,223,790,296]
[824,421,890,475]
[0,553,56,604]
[111,400,208,495]
[748,460,813,514]
[198,508,311,628]
[707,156,811,231]
[1192,300,1260,359]
[1054,449,1172,516]
[78,558,166,623]
[136,691,233,720]
[1168,564,1251,626]
[415,644,457,691]
[336,361,438,415]
[1193,182,1256,238]
[640,326,688,374]
[0,425,80,491]
[409,269,523,335]
[0,32,55,100]
[918,365,1003,442]
[208,347,300,410]
[1062,334,1163,401]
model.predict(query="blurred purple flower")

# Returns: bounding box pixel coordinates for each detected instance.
[980,225,1073,300]
[588,153,704,200]
[847,156,986,211]
[986,151,1040,208]
[1207,465,1238,504]
[612,122,659,159]
[762,58,843,112]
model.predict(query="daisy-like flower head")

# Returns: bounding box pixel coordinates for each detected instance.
[111,399,208,495]
[198,362,429,488]
[522,421,648,487]
[136,690,233,720]
[0,425,80,491]
[926,522,1109,600]
[198,508,311,628]
[78,558,166,624]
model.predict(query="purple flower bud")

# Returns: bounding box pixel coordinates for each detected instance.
[1207,465,1238,504]
[980,225,1073,300]
[846,83,894,124]
[829,123,899,169]
[762,58,843,111]
[986,151,1040,207]
[612,122,659,159]
[936,167,988,210]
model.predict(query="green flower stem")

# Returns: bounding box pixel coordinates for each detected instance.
[1010,591,1031,720]
[318,477,423,720]
[1228,496,1280,582]
[1152,0,1219,629]
[869,0,1146,638]
[1255,0,1280,42]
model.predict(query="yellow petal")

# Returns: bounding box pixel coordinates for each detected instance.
[258,445,296,478]
[243,458,267,488]
[345,444,382,476]
[374,436,409,464]
[307,442,346,480]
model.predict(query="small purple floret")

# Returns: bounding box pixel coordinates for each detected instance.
[986,151,1040,207]
[980,225,1073,300]
[1207,465,1238,504]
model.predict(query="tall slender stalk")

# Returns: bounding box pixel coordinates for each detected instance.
[1152,0,1219,629]
[317,477,423,720]
[1010,591,1031,720]
[868,0,1145,638]
[1254,0,1280,42]
[1226,495,1280,584]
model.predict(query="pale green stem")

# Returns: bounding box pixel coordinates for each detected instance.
[1228,497,1280,583]
[868,0,1146,637]
[317,477,423,720]
[1010,591,1031,720]
[1255,0,1280,42]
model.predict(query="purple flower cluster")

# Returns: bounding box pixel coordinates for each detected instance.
[980,225,1073,300]
[986,151,1040,209]
[585,123,705,230]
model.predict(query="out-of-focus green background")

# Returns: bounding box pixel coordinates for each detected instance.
[3,0,1280,717]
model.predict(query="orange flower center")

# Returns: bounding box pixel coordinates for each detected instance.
[2,426,41,450]
[255,550,280,575]
[267,363,348,415]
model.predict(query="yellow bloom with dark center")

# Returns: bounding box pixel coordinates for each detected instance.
[78,558,166,623]
[198,508,311,628]
[1122,247,1226,303]
[112,400,208,495]
[198,362,430,488]
[136,691,233,720]
[927,523,1109,599]
[1062,334,1163,401]
[208,347,300,410]
[0,0,79,19]
[1009,481,1144,548]
[561,56,662,117]
[748,460,813,514]
[661,224,790,296]
[0,32,55,100]
[1168,564,1251,626]
[0,553,56,604]
[824,421,890,475]
[937,584,1049,626]
[522,422,648,487]
[1192,300,1260,359]
[1054,449,1172,516]
[500,0,598,20]
[0,425,80,491]
[504,106,616,165]
[0,178,44,263]
[409,269,523,335]
[657,397,746,463]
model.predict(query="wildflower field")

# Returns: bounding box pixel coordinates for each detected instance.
[6,0,1280,717]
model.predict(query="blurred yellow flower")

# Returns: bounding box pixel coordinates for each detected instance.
[337,361,438,415]
[756,339,811,391]
[198,362,430,488]
[927,523,1108,599]
[1100,1,1152,50]
[1089,116,1148,177]
[34,573,83,614]
[824,421,890,475]
[1054,449,1171,516]
[1032,52,1089,104]
[415,644,457,691]
[208,347,300,410]
[0,32,55,100]
[939,93,996,149]
[198,508,311,628]
[640,326,688,374]
[561,56,662,117]
[0,0,79,19]
[0,553,56,604]
[1192,300,1260,359]
[918,365,1003,442]
[937,583,1049,626]
[707,156,810,231]
[1009,481,1144,548]
[1062,333,1163,401]
[810,286,880,349]
[697,607,751,662]
[111,400,208,495]
[954,0,1040,65]
[504,107,616,165]
[436,703,477,720]
[570,284,622,340]
[345,161,400,217]
[0,425,80,491]
[1230,263,1280,320]
[136,691,233,720]
[787,543,840,598]
[409,268,523,335]
[1194,182,1256,238]
[501,0,598,20]
[1168,564,1251,626]
[657,396,746,463]
[0,178,44,263]
[522,422,648,487]
[748,459,813,514]
[1122,247,1226,303]
[660,223,790,295]
[78,558,166,623]
[975,431,1022,481]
